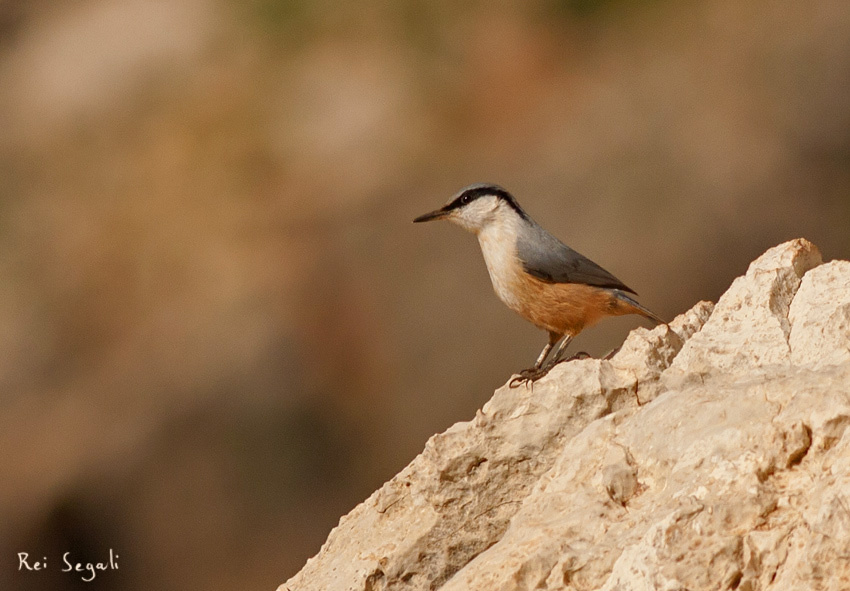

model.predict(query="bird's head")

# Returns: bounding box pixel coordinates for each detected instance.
[413,183,528,234]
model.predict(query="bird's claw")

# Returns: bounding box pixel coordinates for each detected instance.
[509,366,553,388]
[508,351,596,388]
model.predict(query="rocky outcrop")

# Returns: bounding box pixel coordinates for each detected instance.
[279,239,850,591]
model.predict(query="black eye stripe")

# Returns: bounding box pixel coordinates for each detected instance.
[445,184,529,220]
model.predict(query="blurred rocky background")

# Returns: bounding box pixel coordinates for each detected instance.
[0,0,848,589]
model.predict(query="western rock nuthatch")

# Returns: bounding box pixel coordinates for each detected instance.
[414,183,664,387]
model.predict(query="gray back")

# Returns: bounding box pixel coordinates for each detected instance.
[516,220,635,294]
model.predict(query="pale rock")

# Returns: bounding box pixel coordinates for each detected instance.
[280,239,850,591]
[669,237,821,374]
[789,260,850,368]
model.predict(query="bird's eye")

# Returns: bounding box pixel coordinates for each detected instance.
[460,194,471,205]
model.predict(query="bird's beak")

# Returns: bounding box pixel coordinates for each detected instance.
[413,207,449,223]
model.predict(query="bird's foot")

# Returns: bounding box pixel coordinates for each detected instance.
[509,366,552,388]
[508,352,595,388]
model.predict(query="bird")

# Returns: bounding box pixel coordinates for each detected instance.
[413,183,664,387]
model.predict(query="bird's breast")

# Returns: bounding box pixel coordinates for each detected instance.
[476,222,621,336]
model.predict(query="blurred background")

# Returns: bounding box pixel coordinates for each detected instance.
[1,0,848,589]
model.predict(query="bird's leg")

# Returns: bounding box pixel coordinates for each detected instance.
[547,334,574,366]
[510,333,572,388]
[532,341,554,369]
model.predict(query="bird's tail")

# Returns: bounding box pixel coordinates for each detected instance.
[613,291,666,325]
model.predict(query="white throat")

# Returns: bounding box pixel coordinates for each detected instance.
[475,209,525,311]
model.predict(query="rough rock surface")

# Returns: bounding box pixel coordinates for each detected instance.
[280,239,850,591]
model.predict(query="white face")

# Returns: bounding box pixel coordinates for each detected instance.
[445,195,505,234]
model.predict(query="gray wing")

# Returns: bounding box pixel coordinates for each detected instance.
[516,222,636,294]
